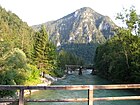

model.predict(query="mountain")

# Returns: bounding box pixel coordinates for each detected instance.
[33,7,117,46]
[33,7,117,64]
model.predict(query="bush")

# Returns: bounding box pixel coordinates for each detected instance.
[24,64,41,85]
[0,69,16,97]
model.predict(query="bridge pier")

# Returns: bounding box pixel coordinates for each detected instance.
[91,67,95,75]
[66,67,73,74]
[78,66,83,75]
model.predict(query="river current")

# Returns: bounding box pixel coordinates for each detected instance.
[26,70,140,105]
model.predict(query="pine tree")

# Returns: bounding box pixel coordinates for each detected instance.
[33,25,48,69]
[32,25,58,74]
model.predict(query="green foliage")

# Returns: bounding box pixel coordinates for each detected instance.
[95,7,140,83]
[0,7,35,93]
[1,48,27,85]
[0,6,44,97]
[32,25,48,66]
[52,68,65,77]
[58,50,85,70]
[0,6,34,58]
[32,25,58,75]
[24,64,41,85]
[0,48,41,97]
[116,6,140,36]
[0,69,16,98]
[6,48,27,69]
[59,43,98,64]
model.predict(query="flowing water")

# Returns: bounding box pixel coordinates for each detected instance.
[25,70,140,105]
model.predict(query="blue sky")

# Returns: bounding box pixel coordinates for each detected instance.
[0,0,139,26]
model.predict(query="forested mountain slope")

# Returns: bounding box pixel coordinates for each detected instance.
[0,6,34,57]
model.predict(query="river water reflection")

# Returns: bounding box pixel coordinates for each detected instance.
[26,70,140,105]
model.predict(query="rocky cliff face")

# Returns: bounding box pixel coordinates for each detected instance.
[33,7,117,47]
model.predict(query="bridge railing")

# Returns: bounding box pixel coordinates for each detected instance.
[0,84,140,105]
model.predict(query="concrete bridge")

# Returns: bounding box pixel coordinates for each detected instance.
[65,65,96,75]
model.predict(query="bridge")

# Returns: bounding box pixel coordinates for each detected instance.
[65,65,96,75]
[0,84,140,105]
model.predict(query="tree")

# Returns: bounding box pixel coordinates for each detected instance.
[0,48,27,97]
[0,6,34,59]
[58,50,84,70]
[0,6,40,97]
[32,25,58,75]
[32,25,48,69]
[95,7,140,83]
[116,6,140,36]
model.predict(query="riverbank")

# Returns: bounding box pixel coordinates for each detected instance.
[24,78,52,96]
[1,74,66,105]
[23,74,67,96]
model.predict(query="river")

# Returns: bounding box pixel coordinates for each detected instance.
[25,70,140,105]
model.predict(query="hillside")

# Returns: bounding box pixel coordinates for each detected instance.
[0,6,34,57]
